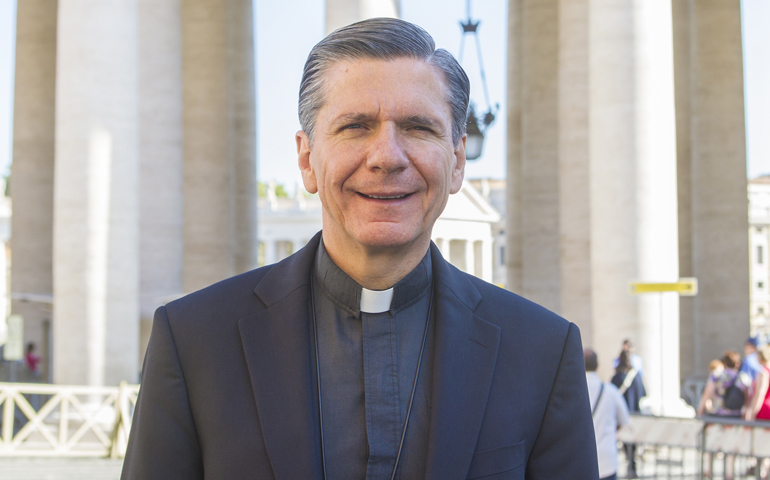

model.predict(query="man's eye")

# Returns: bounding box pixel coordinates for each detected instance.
[342,123,363,130]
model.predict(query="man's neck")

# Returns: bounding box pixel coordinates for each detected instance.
[321,232,431,290]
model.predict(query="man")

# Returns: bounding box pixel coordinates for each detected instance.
[585,349,630,480]
[122,18,598,479]
[740,336,763,385]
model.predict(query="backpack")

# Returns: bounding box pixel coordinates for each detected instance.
[723,376,745,411]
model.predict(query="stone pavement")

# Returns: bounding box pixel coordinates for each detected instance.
[0,450,757,480]
[0,457,123,480]
[0,455,688,480]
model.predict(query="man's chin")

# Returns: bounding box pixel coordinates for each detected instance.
[352,228,425,252]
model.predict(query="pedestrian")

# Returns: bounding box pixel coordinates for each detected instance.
[697,350,746,479]
[740,336,763,386]
[745,344,770,479]
[702,359,724,413]
[612,350,646,478]
[697,351,745,418]
[709,359,724,375]
[23,342,40,377]
[746,344,770,421]
[613,339,644,377]
[586,349,630,480]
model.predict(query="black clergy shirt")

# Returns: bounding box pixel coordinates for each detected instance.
[312,240,434,480]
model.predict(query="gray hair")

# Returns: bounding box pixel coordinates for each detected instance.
[298,18,470,146]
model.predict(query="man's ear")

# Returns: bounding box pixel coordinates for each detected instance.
[449,135,467,194]
[296,131,318,194]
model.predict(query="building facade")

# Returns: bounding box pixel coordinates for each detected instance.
[749,176,770,340]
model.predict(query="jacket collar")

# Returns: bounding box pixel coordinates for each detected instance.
[242,233,499,480]
[252,231,321,307]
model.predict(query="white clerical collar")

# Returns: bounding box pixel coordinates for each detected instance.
[360,287,394,313]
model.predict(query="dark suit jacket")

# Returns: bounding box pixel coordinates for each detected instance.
[122,232,598,479]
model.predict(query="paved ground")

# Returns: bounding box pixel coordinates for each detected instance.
[0,458,124,480]
[0,448,762,480]
[0,455,714,480]
[0,454,693,480]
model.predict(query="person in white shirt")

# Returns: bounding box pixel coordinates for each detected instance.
[585,349,631,480]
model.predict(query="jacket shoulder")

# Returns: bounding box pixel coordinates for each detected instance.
[163,265,274,328]
[466,275,570,333]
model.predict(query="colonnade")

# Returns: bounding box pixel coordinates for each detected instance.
[506,0,749,414]
[11,0,257,386]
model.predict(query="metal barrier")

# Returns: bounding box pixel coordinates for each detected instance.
[2,383,769,473]
[0,382,139,458]
[618,414,770,479]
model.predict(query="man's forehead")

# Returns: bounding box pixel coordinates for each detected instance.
[318,58,452,121]
[324,57,447,87]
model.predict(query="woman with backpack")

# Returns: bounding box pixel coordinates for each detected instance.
[697,350,745,418]
[696,350,746,479]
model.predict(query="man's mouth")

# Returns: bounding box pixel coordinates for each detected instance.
[358,193,411,200]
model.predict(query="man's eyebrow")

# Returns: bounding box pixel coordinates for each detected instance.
[331,112,375,126]
[329,112,445,131]
[400,115,443,130]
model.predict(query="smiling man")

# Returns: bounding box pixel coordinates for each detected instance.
[122,18,598,480]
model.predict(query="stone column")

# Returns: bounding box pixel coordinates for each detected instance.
[137,0,184,363]
[53,0,139,386]
[512,0,561,312]
[557,0,592,344]
[633,0,680,415]
[675,0,749,382]
[9,0,58,382]
[588,1,637,383]
[589,0,680,414]
[672,0,695,384]
[181,0,258,294]
[448,240,465,272]
[464,240,475,276]
[505,0,524,295]
[325,0,399,35]
[0,190,10,336]
[481,240,494,283]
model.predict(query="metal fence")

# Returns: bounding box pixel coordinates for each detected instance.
[3,382,770,477]
[619,414,770,479]
[0,382,139,458]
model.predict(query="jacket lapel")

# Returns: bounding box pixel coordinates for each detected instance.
[239,233,323,480]
[425,243,502,480]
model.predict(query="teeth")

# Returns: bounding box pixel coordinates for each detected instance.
[366,194,407,199]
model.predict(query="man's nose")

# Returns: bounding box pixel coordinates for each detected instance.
[366,123,409,173]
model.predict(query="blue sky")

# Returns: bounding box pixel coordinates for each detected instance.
[742,0,770,179]
[0,0,14,178]
[1,0,768,185]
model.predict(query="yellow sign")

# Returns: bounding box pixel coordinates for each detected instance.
[629,278,698,296]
